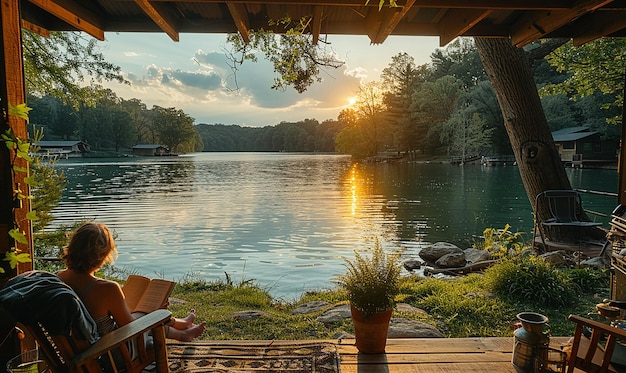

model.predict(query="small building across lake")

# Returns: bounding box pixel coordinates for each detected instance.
[34,140,90,158]
[132,144,172,156]
[552,126,618,168]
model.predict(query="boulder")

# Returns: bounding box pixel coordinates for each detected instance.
[419,242,463,262]
[435,252,466,268]
[316,304,351,324]
[292,301,331,314]
[232,310,268,320]
[388,318,444,338]
[403,259,422,271]
[539,251,568,266]
[395,303,428,316]
[464,248,492,263]
[581,256,610,270]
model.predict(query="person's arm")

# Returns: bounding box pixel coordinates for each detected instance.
[100,280,136,327]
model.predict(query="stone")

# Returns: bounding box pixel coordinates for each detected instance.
[435,252,466,268]
[292,301,331,314]
[232,310,268,320]
[316,304,351,324]
[539,251,568,266]
[395,303,428,316]
[403,259,422,271]
[581,256,610,270]
[419,242,463,262]
[387,318,444,338]
[464,248,492,263]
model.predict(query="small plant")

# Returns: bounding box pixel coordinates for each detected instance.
[474,224,528,258]
[334,239,404,317]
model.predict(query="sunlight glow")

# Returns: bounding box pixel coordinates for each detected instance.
[347,96,357,106]
[350,165,359,216]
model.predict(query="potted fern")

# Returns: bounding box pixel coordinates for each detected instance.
[334,239,404,354]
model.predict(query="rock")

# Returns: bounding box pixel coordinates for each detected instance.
[395,303,428,316]
[435,252,466,268]
[316,304,351,324]
[232,310,268,320]
[333,331,354,340]
[388,318,444,338]
[581,256,610,270]
[403,259,422,271]
[292,301,331,314]
[464,248,492,263]
[539,251,568,266]
[419,242,463,262]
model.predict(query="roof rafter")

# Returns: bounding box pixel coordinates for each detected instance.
[369,0,416,44]
[227,2,250,43]
[312,6,323,44]
[27,0,104,40]
[134,0,179,41]
[439,8,492,46]
[510,0,615,47]
[571,10,626,46]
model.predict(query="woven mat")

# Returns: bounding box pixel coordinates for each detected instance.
[166,341,340,373]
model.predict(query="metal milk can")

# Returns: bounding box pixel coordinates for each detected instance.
[512,312,550,372]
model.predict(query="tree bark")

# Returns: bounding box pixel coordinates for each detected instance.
[474,37,572,222]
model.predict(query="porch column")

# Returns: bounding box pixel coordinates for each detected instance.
[1,0,33,280]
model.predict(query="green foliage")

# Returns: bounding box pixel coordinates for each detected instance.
[483,256,577,307]
[542,38,626,125]
[22,31,127,107]
[333,239,404,317]
[474,225,528,258]
[225,17,344,93]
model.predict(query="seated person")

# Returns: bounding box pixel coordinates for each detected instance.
[57,222,206,342]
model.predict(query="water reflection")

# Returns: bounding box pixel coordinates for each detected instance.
[49,154,618,299]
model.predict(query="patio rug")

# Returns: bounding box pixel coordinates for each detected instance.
[166,341,340,373]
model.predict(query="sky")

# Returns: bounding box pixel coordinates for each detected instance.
[98,32,441,127]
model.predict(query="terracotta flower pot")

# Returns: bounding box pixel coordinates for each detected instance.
[350,305,393,354]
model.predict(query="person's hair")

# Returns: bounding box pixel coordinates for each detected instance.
[61,222,117,273]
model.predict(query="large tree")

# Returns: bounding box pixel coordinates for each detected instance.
[474,38,573,222]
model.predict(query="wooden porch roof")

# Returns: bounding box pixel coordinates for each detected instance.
[19,0,626,47]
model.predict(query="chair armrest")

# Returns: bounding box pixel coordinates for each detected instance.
[72,309,172,366]
[568,314,626,339]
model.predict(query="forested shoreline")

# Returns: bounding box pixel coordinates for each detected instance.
[26,38,624,160]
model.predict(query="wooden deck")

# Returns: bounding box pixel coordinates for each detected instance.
[169,337,578,372]
[336,337,573,372]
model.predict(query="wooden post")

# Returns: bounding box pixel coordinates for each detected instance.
[618,70,626,206]
[0,0,33,278]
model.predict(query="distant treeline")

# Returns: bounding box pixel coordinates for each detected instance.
[196,119,344,152]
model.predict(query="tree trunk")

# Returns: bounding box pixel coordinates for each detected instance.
[474,37,572,223]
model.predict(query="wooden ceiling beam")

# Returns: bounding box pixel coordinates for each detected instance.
[226,2,250,43]
[370,0,416,44]
[134,0,179,42]
[510,0,615,47]
[312,6,323,44]
[439,8,492,46]
[572,10,626,45]
[21,19,50,37]
[27,0,104,40]
[141,0,573,10]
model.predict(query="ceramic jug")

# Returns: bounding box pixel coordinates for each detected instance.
[512,312,550,372]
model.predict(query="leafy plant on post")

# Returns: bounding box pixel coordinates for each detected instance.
[334,239,404,353]
[1,102,35,274]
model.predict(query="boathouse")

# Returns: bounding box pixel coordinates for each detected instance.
[34,140,90,157]
[551,126,618,167]
[132,144,171,156]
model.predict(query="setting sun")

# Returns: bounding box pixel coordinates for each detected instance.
[347,96,357,106]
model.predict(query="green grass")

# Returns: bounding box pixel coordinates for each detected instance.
[160,257,610,340]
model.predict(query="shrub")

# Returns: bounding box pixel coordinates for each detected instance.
[483,256,576,307]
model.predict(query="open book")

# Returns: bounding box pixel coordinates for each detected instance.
[122,274,175,314]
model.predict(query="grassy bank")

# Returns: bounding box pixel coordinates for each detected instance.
[159,257,609,340]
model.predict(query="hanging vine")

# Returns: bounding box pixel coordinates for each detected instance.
[1,102,35,273]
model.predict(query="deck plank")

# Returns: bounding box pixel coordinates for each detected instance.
[336,337,574,373]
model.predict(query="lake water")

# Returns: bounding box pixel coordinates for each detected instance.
[48,152,619,300]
